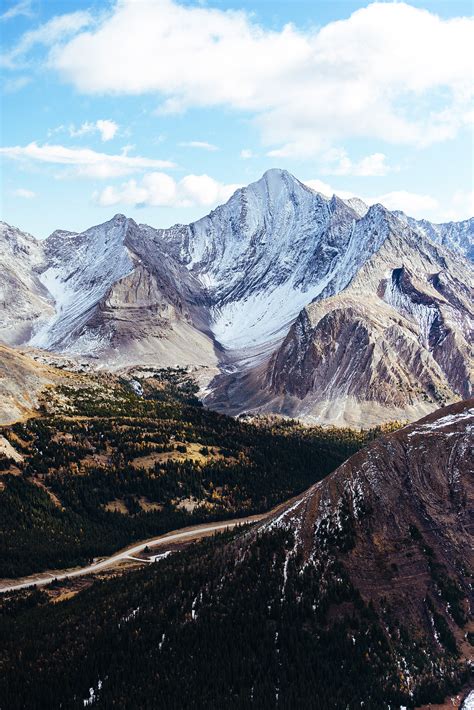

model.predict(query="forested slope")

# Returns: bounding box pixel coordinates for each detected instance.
[0,369,392,577]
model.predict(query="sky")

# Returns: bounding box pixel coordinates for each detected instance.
[1,0,473,238]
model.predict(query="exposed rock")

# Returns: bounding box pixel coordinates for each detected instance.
[0,222,52,345]
[395,212,474,262]
[209,214,473,427]
[0,170,472,426]
[0,344,63,424]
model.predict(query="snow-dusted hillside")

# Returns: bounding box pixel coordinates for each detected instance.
[395,211,474,262]
[0,169,472,426]
[155,170,403,351]
[0,222,52,345]
[30,215,135,352]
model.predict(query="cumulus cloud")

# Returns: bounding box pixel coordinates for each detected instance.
[240,149,255,159]
[441,189,474,222]
[304,179,354,201]
[94,172,241,208]
[369,190,438,217]
[67,119,119,142]
[305,177,438,218]
[42,0,473,154]
[320,150,391,177]
[0,142,175,179]
[179,141,218,151]
[96,119,118,142]
[13,187,36,199]
[97,171,472,221]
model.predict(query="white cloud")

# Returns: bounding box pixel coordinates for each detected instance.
[320,149,390,177]
[240,149,254,159]
[179,141,218,151]
[97,172,472,221]
[95,172,241,208]
[441,190,474,222]
[96,119,118,142]
[305,177,439,219]
[44,0,473,154]
[304,179,354,200]
[68,119,119,142]
[13,187,36,199]
[0,142,175,179]
[1,0,33,22]
[365,189,474,222]
[68,122,94,138]
[370,190,438,217]
[2,11,91,67]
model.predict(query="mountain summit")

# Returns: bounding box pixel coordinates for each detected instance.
[0,170,472,427]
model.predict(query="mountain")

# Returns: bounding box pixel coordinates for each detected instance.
[395,212,474,262]
[1,400,472,708]
[0,222,52,345]
[210,206,473,426]
[25,215,218,369]
[0,169,472,426]
[152,170,379,353]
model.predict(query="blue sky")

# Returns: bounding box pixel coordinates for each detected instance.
[1,0,473,238]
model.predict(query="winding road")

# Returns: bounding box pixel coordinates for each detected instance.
[0,506,284,594]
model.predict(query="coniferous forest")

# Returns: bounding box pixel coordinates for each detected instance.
[0,370,397,578]
[0,523,469,709]
[1,372,470,710]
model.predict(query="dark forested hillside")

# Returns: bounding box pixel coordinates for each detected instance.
[0,400,471,710]
[0,530,419,710]
[0,369,396,578]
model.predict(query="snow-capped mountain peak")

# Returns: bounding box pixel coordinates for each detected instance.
[1,169,472,427]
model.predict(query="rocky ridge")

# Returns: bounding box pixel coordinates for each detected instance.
[0,169,472,426]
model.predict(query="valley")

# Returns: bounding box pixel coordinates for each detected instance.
[0,365,390,578]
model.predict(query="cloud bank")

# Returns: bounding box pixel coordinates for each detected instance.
[0,142,175,178]
[40,0,473,156]
[95,172,241,208]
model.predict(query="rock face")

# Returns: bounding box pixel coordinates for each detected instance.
[26,215,218,369]
[0,223,52,345]
[0,169,472,426]
[271,399,473,613]
[395,212,474,262]
[235,399,473,703]
[207,203,473,426]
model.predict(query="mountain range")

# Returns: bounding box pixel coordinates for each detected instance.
[1,169,472,427]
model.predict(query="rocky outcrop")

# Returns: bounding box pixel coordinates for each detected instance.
[252,400,473,689]
[267,400,473,642]
[73,263,218,368]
